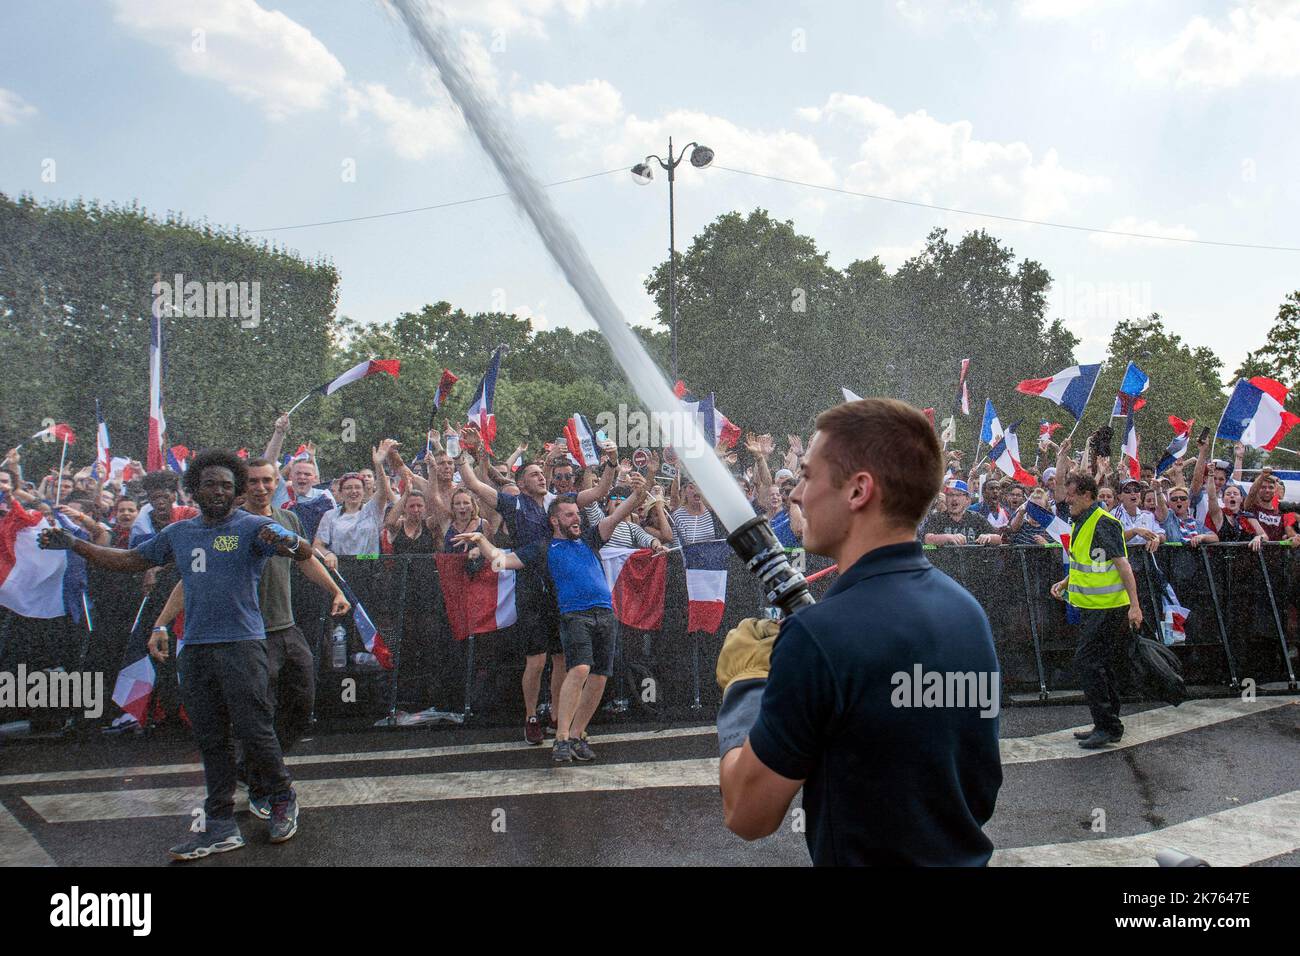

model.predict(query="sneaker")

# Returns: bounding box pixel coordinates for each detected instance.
[544,715,557,738]
[570,737,595,762]
[248,795,271,820]
[168,819,244,861]
[525,715,544,746]
[1072,727,1096,740]
[269,792,299,843]
[552,739,573,763]
[1078,729,1122,750]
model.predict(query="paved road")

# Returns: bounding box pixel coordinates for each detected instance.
[2,697,1297,866]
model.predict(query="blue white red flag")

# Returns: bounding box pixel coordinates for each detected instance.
[1016,364,1102,420]
[1111,361,1150,417]
[980,399,1001,445]
[684,541,729,634]
[148,309,167,472]
[1122,410,1140,479]
[1155,416,1193,475]
[1217,377,1300,451]
[435,552,517,641]
[988,419,1036,486]
[334,576,393,669]
[599,546,668,631]
[467,346,505,453]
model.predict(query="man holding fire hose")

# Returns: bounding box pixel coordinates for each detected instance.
[715,398,1004,865]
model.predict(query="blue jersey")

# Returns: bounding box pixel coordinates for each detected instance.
[132,510,279,644]
[517,525,611,615]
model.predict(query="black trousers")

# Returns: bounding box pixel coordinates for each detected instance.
[178,640,292,820]
[238,625,315,800]
[1074,606,1131,735]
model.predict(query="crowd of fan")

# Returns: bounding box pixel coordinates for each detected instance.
[5,416,1296,579]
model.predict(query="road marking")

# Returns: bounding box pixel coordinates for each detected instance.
[992,789,1300,866]
[23,758,725,823]
[0,724,717,786]
[3,697,1293,788]
[0,803,55,866]
[1001,697,1297,764]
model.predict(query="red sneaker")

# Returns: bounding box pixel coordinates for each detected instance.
[525,715,544,745]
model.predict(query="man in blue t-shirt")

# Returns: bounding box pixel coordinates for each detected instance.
[456,473,650,764]
[39,448,314,862]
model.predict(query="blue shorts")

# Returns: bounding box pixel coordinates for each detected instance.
[558,607,617,676]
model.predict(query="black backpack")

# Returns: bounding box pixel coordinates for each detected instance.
[1127,628,1188,706]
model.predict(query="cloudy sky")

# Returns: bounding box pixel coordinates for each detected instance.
[3,0,1298,376]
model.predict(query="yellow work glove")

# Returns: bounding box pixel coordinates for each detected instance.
[716,617,781,696]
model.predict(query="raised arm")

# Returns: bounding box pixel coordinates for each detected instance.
[576,442,617,507]
[451,530,523,571]
[1189,432,1212,498]
[458,453,499,510]
[370,439,398,511]
[598,472,648,543]
[264,412,290,464]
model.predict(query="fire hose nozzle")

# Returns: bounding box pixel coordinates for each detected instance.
[726,516,816,617]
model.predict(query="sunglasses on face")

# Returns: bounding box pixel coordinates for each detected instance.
[608,496,627,503]
[1170,496,1188,503]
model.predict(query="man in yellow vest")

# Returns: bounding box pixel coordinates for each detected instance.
[1050,472,1143,748]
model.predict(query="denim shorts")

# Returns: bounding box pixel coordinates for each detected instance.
[558,607,617,676]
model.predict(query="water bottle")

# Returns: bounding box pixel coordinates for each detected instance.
[331,625,347,670]
[445,433,460,459]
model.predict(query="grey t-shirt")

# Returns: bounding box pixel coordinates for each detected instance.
[256,507,302,632]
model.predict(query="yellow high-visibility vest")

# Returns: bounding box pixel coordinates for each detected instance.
[1067,505,1130,610]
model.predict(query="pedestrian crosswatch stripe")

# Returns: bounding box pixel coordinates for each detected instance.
[22,758,727,823]
[0,804,54,866]
[992,789,1300,867]
[3,697,1292,789]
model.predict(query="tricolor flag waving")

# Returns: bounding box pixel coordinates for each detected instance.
[564,413,600,468]
[1217,376,1300,451]
[1155,416,1194,475]
[1111,361,1150,417]
[1122,410,1141,480]
[599,546,668,631]
[286,358,401,417]
[29,423,77,446]
[431,368,459,423]
[988,418,1036,486]
[1016,363,1102,420]
[684,540,730,634]
[467,346,505,454]
[94,399,111,479]
[334,575,393,669]
[434,551,517,641]
[955,358,971,416]
[1038,421,1062,449]
[675,382,741,450]
[0,497,68,619]
[148,309,167,472]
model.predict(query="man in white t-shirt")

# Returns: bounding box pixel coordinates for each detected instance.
[1113,479,1164,554]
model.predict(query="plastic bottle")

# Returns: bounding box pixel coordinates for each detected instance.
[331,625,348,669]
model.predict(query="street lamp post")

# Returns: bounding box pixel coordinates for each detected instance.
[631,137,714,383]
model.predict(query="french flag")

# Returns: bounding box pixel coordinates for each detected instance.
[31,423,77,446]
[335,577,393,669]
[1038,420,1062,449]
[1217,377,1300,451]
[1122,410,1140,479]
[0,498,68,619]
[166,444,192,475]
[599,546,668,631]
[1025,501,1071,545]
[988,419,1036,486]
[955,358,971,415]
[564,413,600,468]
[94,399,111,479]
[1161,580,1190,645]
[467,346,505,454]
[431,368,458,422]
[148,309,167,472]
[435,552,517,641]
[1111,361,1150,417]
[980,399,1002,445]
[1156,416,1193,475]
[684,541,729,634]
[675,382,741,450]
[319,358,401,397]
[111,656,156,724]
[1016,364,1102,420]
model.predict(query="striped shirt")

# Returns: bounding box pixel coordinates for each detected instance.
[582,503,657,549]
[670,507,719,545]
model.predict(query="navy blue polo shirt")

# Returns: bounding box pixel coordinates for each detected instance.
[748,541,1003,866]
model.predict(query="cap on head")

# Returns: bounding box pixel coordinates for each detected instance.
[946,479,970,495]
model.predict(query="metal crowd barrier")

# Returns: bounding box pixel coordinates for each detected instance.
[1,542,1296,732]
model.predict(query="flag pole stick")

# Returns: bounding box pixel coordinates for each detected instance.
[54,434,69,508]
[285,391,315,417]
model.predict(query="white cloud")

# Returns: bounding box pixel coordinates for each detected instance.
[436,0,630,38]
[894,0,996,28]
[1017,0,1107,19]
[343,83,462,161]
[1088,216,1198,248]
[1136,1,1300,89]
[872,239,927,270]
[511,79,622,137]
[801,92,1106,220]
[111,0,347,120]
[0,88,37,126]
